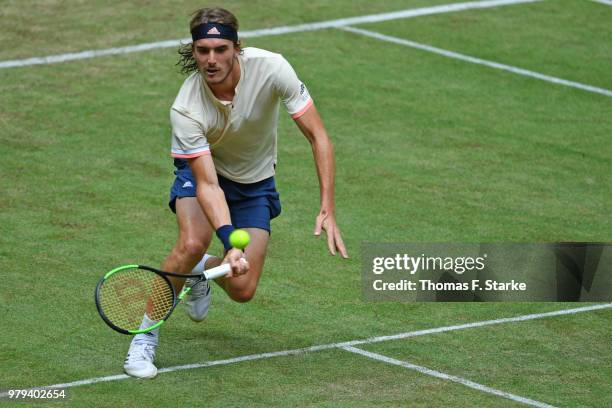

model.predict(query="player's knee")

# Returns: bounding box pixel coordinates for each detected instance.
[229,287,257,303]
[180,238,206,259]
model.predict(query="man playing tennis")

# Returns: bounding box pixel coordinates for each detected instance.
[124,7,348,378]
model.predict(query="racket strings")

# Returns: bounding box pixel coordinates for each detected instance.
[98,268,175,331]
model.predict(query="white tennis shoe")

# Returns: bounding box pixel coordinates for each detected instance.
[124,341,157,379]
[184,278,211,322]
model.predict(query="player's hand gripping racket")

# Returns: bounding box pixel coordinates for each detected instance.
[95,230,250,335]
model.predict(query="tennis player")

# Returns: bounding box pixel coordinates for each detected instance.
[124,7,348,378]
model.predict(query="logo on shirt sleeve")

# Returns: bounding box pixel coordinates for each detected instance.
[299,83,310,100]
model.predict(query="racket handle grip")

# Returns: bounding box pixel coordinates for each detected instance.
[203,263,231,280]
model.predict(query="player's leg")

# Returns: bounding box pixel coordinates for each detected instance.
[124,197,213,378]
[211,174,280,302]
[163,196,213,291]
[125,165,213,378]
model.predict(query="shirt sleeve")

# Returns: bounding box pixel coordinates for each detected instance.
[274,56,314,119]
[170,106,211,158]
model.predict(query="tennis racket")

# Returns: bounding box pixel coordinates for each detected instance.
[95,262,233,335]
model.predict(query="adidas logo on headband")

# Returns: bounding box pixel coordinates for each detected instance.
[191,23,238,42]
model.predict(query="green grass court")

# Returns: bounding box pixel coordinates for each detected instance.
[1,0,611,406]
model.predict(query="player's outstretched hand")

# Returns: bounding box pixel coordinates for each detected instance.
[223,248,249,277]
[314,210,349,259]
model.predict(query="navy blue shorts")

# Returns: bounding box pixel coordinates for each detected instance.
[169,161,281,233]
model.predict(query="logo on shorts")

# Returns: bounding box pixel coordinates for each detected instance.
[182,181,194,188]
[300,83,306,95]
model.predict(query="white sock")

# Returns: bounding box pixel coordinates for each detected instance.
[133,314,160,345]
[191,254,213,274]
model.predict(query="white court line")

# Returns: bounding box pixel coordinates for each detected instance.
[590,0,612,6]
[0,0,541,69]
[340,26,612,98]
[342,346,557,408]
[1,303,610,395]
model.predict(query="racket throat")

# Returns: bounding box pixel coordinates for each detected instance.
[129,319,164,334]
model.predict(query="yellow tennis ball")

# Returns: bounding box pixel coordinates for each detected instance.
[229,229,250,249]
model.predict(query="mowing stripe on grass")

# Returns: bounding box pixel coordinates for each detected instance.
[342,346,557,408]
[1,303,609,395]
[0,0,541,69]
[339,26,612,98]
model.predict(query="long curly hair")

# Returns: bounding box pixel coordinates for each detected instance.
[177,7,242,75]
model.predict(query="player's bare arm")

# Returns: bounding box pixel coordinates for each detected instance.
[187,154,249,276]
[294,104,349,259]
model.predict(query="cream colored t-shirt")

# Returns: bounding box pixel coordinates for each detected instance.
[170,47,313,183]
